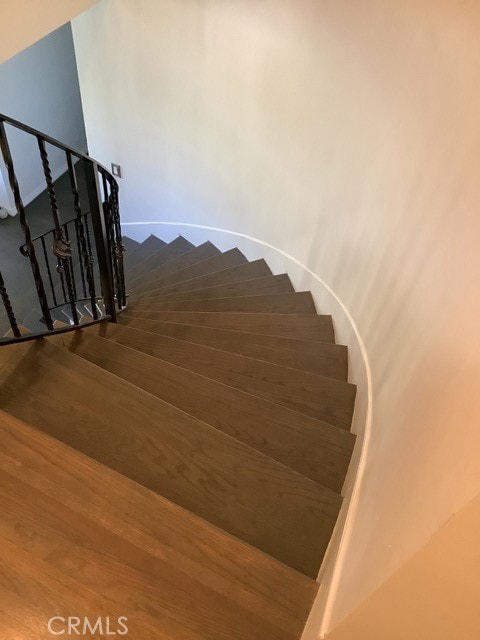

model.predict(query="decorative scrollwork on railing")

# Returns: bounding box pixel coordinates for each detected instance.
[37,137,79,325]
[52,236,72,260]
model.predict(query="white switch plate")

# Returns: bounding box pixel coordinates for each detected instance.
[111,163,122,178]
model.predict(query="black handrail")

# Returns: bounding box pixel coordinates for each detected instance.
[0,113,126,344]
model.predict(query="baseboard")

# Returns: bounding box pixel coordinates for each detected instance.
[0,205,16,217]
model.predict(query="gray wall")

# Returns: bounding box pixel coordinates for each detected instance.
[0,22,87,206]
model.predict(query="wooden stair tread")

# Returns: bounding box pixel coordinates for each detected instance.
[122,310,336,342]
[131,248,248,293]
[117,316,348,379]
[0,339,341,576]
[122,235,140,252]
[134,274,295,304]
[84,323,355,428]
[0,411,317,638]
[131,258,273,297]
[126,235,195,279]
[2,324,30,339]
[62,330,354,490]
[132,291,318,314]
[128,241,221,289]
[123,234,166,270]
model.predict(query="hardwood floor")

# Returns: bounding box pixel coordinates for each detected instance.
[0,411,317,639]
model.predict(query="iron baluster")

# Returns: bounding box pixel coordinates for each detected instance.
[0,113,125,344]
[63,223,78,300]
[109,176,126,308]
[40,235,58,307]
[102,171,120,310]
[75,219,88,299]
[66,151,98,320]
[37,137,79,324]
[83,162,116,320]
[0,271,21,338]
[0,120,54,329]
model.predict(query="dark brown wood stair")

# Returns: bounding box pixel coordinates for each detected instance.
[80,322,355,428]
[127,240,221,289]
[60,329,355,490]
[123,233,166,270]
[116,316,348,378]
[132,291,318,313]
[130,247,248,293]
[122,310,336,341]
[0,233,358,639]
[0,339,341,577]
[126,235,195,282]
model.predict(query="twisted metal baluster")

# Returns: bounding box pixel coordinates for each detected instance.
[66,152,98,319]
[0,270,21,338]
[40,235,58,307]
[0,120,54,329]
[75,219,87,299]
[109,177,126,308]
[63,223,77,299]
[101,172,121,311]
[37,137,79,325]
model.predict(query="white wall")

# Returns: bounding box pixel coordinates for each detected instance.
[72,0,480,634]
[0,23,87,205]
[0,167,12,210]
[326,492,480,640]
[0,0,100,63]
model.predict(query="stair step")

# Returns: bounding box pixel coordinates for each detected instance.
[126,235,195,279]
[62,330,355,490]
[123,234,166,271]
[83,323,355,428]
[117,317,348,379]
[131,248,248,293]
[122,310,336,342]
[122,235,140,252]
[132,291,317,314]
[2,325,30,339]
[134,275,295,305]
[131,259,273,297]
[128,241,221,289]
[0,339,341,577]
[0,411,317,639]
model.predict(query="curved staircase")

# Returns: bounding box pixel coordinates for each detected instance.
[0,234,356,639]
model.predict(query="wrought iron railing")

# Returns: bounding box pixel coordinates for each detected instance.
[0,113,126,344]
